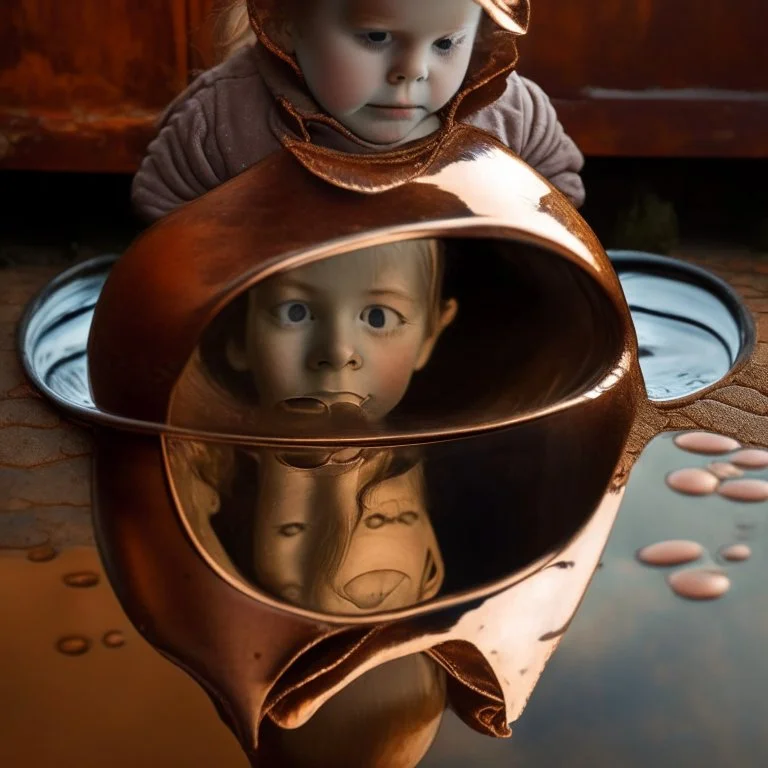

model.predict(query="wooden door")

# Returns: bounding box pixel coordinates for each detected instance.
[517,0,768,157]
[0,0,210,171]
[1,0,766,169]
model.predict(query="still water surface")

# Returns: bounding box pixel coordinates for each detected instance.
[1,433,766,767]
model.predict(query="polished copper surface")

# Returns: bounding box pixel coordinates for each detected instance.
[79,125,647,756]
[15,125,768,765]
[7,240,768,765]
[87,125,637,437]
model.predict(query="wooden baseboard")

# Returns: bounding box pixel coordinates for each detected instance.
[554,95,768,158]
[0,109,156,173]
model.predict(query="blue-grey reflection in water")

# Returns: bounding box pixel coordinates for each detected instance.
[420,433,768,768]
[20,257,115,410]
[21,252,747,412]
[618,272,741,401]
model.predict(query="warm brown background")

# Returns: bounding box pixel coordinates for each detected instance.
[0,0,217,171]
[1,0,766,171]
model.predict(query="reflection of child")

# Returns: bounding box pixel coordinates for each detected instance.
[251,450,444,613]
[168,238,451,604]
[133,0,584,222]
[219,238,456,419]
[166,441,445,614]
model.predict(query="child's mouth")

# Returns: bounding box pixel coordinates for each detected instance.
[277,392,370,415]
[366,104,423,120]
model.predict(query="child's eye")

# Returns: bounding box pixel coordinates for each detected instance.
[358,31,392,48]
[365,513,388,529]
[277,522,306,538]
[360,305,403,331]
[433,35,465,55]
[274,301,312,326]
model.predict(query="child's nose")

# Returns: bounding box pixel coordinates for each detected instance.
[387,46,429,85]
[307,331,362,372]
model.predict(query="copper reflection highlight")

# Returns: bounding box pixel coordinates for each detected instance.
[255,655,446,768]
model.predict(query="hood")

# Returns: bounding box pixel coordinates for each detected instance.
[244,0,531,192]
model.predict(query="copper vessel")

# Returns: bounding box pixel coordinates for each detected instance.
[18,125,766,766]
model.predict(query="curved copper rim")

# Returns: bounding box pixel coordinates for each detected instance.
[19,220,633,448]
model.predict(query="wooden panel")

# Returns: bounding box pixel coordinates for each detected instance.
[0,0,190,171]
[1,0,766,168]
[517,0,768,157]
[552,99,768,158]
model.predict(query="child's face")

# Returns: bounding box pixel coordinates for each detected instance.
[227,242,455,419]
[287,0,483,145]
[252,458,443,614]
[316,464,444,613]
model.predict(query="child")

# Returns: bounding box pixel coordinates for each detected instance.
[221,238,456,420]
[133,0,584,222]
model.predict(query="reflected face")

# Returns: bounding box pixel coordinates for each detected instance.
[316,463,444,613]
[288,0,482,145]
[227,241,454,419]
[251,454,443,614]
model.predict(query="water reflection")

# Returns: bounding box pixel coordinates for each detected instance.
[612,253,747,402]
[416,433,768,767]
[7,434,768,767]
[20,255,116,411]
[167,440,443,614]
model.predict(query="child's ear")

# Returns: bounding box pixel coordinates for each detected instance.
[414,298,458,371]
[225,338,250,371]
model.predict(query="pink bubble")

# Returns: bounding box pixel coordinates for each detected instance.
[667,569,731,601]
[730,449,768,469]
[719,544,752,562]
[666,468,719,496]
[718,479,768,503]
[674,432,740,455]
[707,462,744,481]
[637,540,705,567]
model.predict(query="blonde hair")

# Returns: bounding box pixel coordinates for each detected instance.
[354,238,448,333]
[214,1,256,61]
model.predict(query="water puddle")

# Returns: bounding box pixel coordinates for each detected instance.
[0,546,246,767]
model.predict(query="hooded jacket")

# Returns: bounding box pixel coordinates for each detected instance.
[131,0,584,222]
